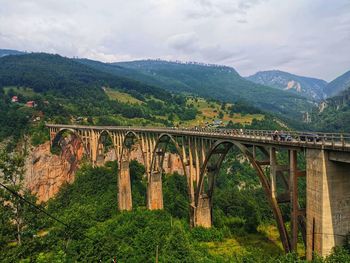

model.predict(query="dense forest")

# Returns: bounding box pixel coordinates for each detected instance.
[1,149,349,262]
[0,53,201,145]
[1,52,349,262]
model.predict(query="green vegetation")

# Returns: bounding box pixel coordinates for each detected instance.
[312,86,350,132]
[113,60,314,119]
[1,147,349,262]
[0,53,201,144]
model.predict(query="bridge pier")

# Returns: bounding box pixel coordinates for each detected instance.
[118,160,133,211]
[306,149,350,259]
[193,194,211,228]
[147,171,163,210]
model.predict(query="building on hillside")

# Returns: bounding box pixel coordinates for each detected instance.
[212,119,223,126]
[11,96,19,103]
[26,101,37,108]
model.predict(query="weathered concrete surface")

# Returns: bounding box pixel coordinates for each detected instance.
[194,195,211,228]
[118,160,132,211]
[306,149,350,259]
[148,171,163,210]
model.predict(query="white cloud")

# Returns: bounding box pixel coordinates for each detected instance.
[0,0,349,80]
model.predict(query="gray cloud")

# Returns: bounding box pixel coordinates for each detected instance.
[0,0,349,81]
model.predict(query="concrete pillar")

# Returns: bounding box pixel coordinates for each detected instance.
[118,159,132,211]
[148,171,163,210]
[290,150,299,252]
[270,147,277,200]
[306,149,350,259]
[194,195,211,228]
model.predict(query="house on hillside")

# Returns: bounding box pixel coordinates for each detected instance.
[11,96,19,103]
[26,101,37,108]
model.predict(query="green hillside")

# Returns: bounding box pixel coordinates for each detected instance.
[312,86,350,132]
[0,53,199,144]
[324,70,350,97]
[113,60,314,119]
[0,53,292,147]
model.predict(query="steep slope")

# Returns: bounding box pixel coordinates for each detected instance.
[113,60,313,119]
[324,70,350,97]
[0,53,200,142]
[247,70,327,101]
[0,49,25,57]
[312,86,350,132]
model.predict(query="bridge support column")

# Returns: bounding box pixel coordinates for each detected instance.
[148,171,163,210]
[193,194,211,228]
[306,149,350,260]
[118,160,132,211]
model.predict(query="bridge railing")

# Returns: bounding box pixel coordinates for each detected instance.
[46,124,350,149]
[172,127,350,148]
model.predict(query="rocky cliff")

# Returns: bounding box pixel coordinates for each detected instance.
[25,138,184,202]
[24,136,84,203]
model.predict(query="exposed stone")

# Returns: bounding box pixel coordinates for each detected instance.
[24,139,184,203]
[24,136,84,203]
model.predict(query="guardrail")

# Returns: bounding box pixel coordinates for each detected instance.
[46,124,350,150]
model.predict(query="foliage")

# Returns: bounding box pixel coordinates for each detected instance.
[1,157,350,262]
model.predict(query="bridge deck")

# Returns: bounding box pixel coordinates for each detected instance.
[46,124,350,152]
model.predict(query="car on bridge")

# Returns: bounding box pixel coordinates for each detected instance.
[299,133,321,142]
[279,133,292,142]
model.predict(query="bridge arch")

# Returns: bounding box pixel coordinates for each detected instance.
[51,128,90,158]
[120,131,147,168]
[148,133,190,210]
[118,131,149,211]
[195,139,291,253]
[95,130,118,165]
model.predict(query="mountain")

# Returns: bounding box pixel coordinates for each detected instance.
[323,70,350,97]
[312,86,350,132]
[0,48,25,57]
[246,70,327,101]
[111,60,313,119]
[0,53,203,141]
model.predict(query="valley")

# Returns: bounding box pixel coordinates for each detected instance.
[0,50,349,263]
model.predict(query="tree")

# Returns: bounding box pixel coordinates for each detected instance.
[162,223,193,262]
[0,150,39,246]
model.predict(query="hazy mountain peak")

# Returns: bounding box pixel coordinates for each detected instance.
[246,70,328,101]
[324,70,350,97]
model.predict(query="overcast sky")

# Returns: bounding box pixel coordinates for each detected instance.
[0,0,349,81]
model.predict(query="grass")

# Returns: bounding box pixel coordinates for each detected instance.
[203,225,284,258]
[184,97,264,127]
[203,224,305,259]
[104,88,144,105]
[3,86,37,97]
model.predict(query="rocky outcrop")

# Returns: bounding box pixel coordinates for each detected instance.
[24,135,84,203]
[25,138,184,202]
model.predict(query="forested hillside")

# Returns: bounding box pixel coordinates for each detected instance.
[312,86,350,132]
[0,54,199,145]
[324,70,350,97]
[107,60,314,119]
[1,152,349,262]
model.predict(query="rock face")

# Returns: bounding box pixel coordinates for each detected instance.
[247,70,327,101]
[25,138,184,202]
[24,136,84,203]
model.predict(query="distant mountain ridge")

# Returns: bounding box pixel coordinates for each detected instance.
[0,49,26,57]
[112,60,312,119]
[246,70,327,101]
[0,50,314,119]
[323,70,350,97]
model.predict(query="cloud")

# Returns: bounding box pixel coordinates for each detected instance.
[0,0,349,80]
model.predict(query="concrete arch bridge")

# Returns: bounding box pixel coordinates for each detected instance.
[47,124,350,259]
